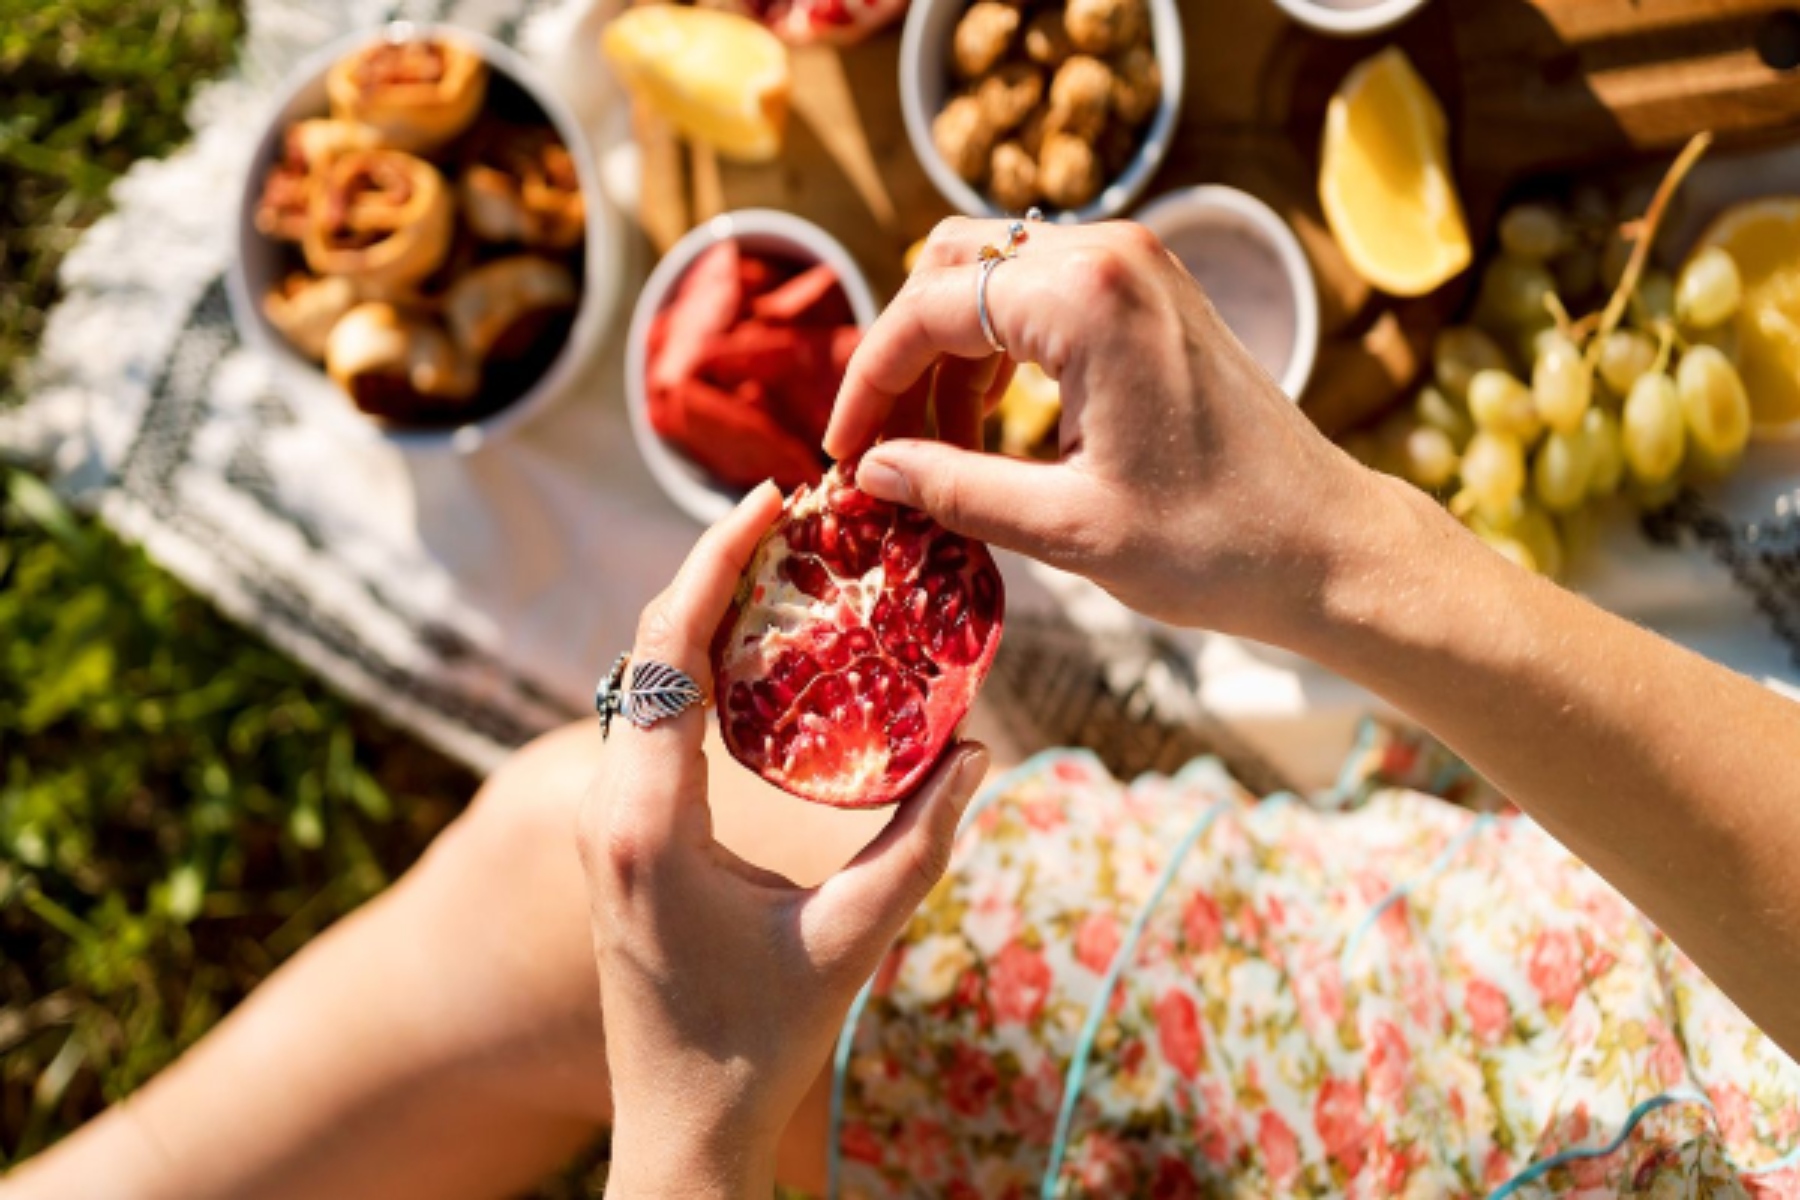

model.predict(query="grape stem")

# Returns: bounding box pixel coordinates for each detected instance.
[1585,131,1713,366]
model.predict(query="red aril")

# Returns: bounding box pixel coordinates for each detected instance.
[711,459,1004,808]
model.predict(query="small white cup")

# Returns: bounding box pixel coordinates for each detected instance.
[1268,0,1435,38]
[227,23,626,455]
[1135,186,1320,401]
[624,210,879,525]
[899,0,1185,223]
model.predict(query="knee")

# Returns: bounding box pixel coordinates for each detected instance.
[430,721,602,873]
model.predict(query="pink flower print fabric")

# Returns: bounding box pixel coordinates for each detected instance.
[829,731,1800,1198]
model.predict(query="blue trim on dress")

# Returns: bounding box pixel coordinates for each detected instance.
[1039,797,1237,1199]
[825,747,1105,1200]
[1484,1090,1706,1199]
[1339,813,1496,977]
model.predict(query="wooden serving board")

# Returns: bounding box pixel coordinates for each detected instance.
[629,0,1800,433]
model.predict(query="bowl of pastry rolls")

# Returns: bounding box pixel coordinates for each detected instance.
[229,23,620,450]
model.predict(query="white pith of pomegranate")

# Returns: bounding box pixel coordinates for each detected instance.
[711,460,1004,808]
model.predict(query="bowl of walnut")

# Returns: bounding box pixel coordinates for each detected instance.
[900,0,1183,222]
[228,23,624,453]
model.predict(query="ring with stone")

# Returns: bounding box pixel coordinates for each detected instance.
[594,653,706,740]
[975,207,1042,355]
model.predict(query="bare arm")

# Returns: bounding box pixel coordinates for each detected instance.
[828,216,1800,1057]
[1311,474,1800,1050]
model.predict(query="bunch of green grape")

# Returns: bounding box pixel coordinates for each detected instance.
[1342,193,1754,579]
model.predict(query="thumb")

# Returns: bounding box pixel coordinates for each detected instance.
[856,441,1092,569]
[803,744,991,971]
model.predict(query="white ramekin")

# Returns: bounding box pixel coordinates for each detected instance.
[899,0,1185,223]
[624,209,879,525]
[1134,185,1320,401]
[227,22,625,455]
[1269,0,1435,39]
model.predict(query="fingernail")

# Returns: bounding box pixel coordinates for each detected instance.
[951,745,991,813]
[858,454,915,506]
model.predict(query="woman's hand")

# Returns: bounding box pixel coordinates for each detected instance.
[578,483,990,1198]
[826,217,1391,644]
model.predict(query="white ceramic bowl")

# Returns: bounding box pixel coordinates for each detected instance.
[900,0,1185,223]
[625,210,879,525]
[1135,186,1320,401]
[227,22,625,455]
[1269,0,1434,38]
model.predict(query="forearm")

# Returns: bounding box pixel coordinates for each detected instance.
[1299,474,1800,1055]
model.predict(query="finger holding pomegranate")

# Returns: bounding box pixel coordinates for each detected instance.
[579,484,991,1197]
[826,217,1386,645]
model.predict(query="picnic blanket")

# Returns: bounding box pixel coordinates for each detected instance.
[4,0,1798,788]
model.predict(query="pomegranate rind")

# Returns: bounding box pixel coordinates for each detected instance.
[711,463,1004,808]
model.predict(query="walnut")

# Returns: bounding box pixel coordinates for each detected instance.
[952,3,1020,80]
[1023,10,1073,67]
[1047,56,1113,143]
[933,94,997,185]
[976,63,1044,136]
[989,141,1039,212]
[1017,107,1047,158]
[1064,0,1149,55]
[1109,44,1161,127]
[1039,132,1103,209]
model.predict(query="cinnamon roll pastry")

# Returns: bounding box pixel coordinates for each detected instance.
[325,302,479,420]
[262,273,359,361]
[326,36,488,155]
[302,149,453,294]
[459,125,586,252]
[254,119,378,243]
[444,256,577,362]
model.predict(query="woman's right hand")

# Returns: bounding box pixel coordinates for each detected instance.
[825,217,1395,645]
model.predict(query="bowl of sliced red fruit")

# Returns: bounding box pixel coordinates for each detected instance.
[626,209,879,524]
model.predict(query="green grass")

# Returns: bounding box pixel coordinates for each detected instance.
[0,0,553,1181]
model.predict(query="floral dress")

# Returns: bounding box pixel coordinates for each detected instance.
[828,723,1800,1199]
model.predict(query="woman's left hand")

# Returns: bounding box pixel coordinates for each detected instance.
[578,482,990,1198]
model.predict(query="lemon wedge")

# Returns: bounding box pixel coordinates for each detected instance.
[1320,47,1471,298]
[1692,198,1800,440]
[602,7,790,164]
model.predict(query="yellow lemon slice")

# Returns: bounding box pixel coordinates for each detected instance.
[1692,198,1800,440]
[996,362,1061,457]
[601,7,790,164]
[1320,47,1471,298]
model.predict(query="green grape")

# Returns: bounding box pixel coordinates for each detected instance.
[1511,501,1566,579]
[1459,430,1526,518]
[1532,332,1593,433]
[1498,204,1569,262]
[1633,270,1676,327]
[1522,325,1561,366]
[1468,369,1543,441]
[1433,326,1512,403]
[1398,425,1459,490]
[1596,329,1657,395]
[1476,530,1538,573]
[1474,256,1557,332]
[1581,406,1625,497]
[1532,426,1594,512]
[1415,384,1474,450]
[1676,344,1751,460]
[1621,371,1685,486]
[1675,246,1742,330]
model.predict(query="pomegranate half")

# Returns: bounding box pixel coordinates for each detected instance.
[711,460,1004,808]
